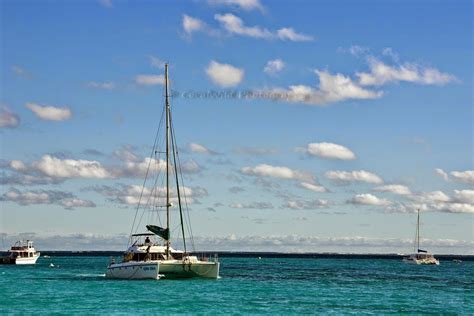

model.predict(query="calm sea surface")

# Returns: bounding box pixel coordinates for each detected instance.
[1,256,472,314]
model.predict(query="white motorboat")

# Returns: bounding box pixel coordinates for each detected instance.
[106,64,220,280]
[0,240,40,265]
[403,209,439,265]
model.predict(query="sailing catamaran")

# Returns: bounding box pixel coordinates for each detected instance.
[403,209,439,265]
[106,64,220,279]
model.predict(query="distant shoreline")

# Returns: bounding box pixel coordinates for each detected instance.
[2,251,472,261]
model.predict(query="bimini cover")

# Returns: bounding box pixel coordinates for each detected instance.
[146,225,170,240]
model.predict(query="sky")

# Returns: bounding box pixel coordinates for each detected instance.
[0,0,472,253]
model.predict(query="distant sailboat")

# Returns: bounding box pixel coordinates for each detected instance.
[403,209,439,265]
[106,64,220,279]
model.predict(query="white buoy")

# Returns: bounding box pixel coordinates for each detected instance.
[49,263,55,268]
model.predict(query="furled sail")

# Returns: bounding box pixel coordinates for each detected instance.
[417,249,428,253]
[146,225,170,240]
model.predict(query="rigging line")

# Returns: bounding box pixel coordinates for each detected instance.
[170,118,187,254]
[135,156,163,233]
[128,104,165,244]
[170,111,196,252]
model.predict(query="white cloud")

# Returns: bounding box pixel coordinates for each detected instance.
[264,69,382,106]
[264,59,285,75]
[276,27,313,42]
[435,168,474,184]
[284,199,330,210]
[374,184,411,196]
[183,14,206,34]
[135,74,165,86]
[301,142,356,160]
[214,13,312,42]
[1,188,95,209]
[91,183,207,206]
[33,155,111,179]
[299,182,327,193]
[0,107,20,128]
[206,60,244,87]
[229,202,274,209]
[450,170,474,184]
[25,103,72,121]
[348,193,391,206]
[208,0,264,11]
[357,57,457,86]
[387,190,474,214]
[453,190,474,204]
[180,159,203,174]
[3,233,471,253]
[86,81,115,89]
[325,170,383,184]
[119,157,167,178]
[188,143,216,155]
[215,13,272,38]
[241,164,314,182]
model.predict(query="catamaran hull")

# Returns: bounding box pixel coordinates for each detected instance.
[159,261,220,279]
[106,262,161,279]
[403,258,440,265]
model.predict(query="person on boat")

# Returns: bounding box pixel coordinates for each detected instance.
[145,237,151,244]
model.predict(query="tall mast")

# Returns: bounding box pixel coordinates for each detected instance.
[416,208,420,252]
[165,63,171,259]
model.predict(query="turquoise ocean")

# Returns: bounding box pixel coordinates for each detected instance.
[1,256,473,314]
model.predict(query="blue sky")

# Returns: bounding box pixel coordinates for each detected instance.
[0,0,472,253]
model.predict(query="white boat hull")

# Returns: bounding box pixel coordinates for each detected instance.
[160,260,220,279]
[15,253,40,265]
[403,258,440,265]
[106,261,161,279]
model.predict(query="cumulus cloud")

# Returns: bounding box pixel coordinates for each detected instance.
[206,61,244,87]
[276,27,313,41]
[2,232,471,253]
[135,74,165,86]
[374,184,411,196]
[33,155,111,179]
[386,190,474,214]
[299,142,356,160]
[283,199,330,210]
[348,193,391,206]
[214,13,312,41]
[264,59,285,75]
[215,13,273,38]
[299,182,327,193]
[188,143,217,155]
[356,57,457,86]
[0,107,20,128]
[241,164,314,182]
[325,170,383,184]
[229,201,274,209]
[208,0,264,11]
[25,103,72,121]
[435,168,474,184]
[89,183,207,206]
[86,81,115,89]
[263,69,382,106]
[1,188,95,209]
[183,14,207,34]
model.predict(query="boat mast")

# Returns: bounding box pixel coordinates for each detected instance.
[165,63,171,259]
[416,208,420,253]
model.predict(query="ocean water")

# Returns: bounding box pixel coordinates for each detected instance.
[1,256,472,315]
